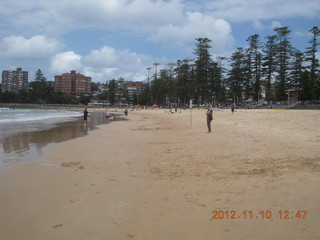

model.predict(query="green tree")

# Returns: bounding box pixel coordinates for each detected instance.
[79,93,92,105]
[0,91,17,103]
[245,34,262,101]
[28,69,51,103]
[90,82,100,92]
[262,35,278,101]
[214,57,227,103]
[96,90,110,101]
[164,63,176,107]
[132,91,138,105]
[35,69,47,82]
[175,59,194,107]
[138,84,150,106]
[274,26,293,100]
[193,38,213,105]
[305,26,320,100]
[151,71,169,106]
[244,35,257,99]
[253,53,262,101]
[208,60,222,104]
[227,48,246,104]
[108,79,118,105]
[17,89,29,103]
[290,50,304,100]
[300,71,313,100]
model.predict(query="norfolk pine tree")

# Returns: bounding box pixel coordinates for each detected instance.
[274,27,293,101]
[262,35,278,102]
[305,26,320,100]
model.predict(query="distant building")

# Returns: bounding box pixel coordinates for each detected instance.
[124,81,144,103]
[54,70,91,95]
[1,67,28,93]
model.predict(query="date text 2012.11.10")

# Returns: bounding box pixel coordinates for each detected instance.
[210,210,308,220]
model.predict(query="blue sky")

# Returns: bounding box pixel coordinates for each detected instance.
[0,0,319,83]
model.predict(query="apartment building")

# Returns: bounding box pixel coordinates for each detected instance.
[124,81,144,102]
[1,67,28,93]
[54,70,91,95]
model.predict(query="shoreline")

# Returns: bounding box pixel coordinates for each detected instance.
[0,109,113,171]
[0,109,319,239]
[0,103,89,110]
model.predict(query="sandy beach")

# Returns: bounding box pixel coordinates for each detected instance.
[0,108,319,240]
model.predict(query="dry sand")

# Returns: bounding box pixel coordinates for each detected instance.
[0,109,319,240]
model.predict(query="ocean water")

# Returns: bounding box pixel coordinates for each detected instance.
[0,108,82,136]
[0,108,108,170]
[0,108,81,123]
[0,108,81,121]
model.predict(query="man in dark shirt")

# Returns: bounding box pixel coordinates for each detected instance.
[83,108,88,124]
[206,105,213,132]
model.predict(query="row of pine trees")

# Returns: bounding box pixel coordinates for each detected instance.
[143,26,319,107]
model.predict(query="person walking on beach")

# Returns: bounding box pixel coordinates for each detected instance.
[206,104,213,132]
[83,108,88,125]
[124,108,128,118]
[231,104,235,114]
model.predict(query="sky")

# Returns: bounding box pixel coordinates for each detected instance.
[0,0,319,83]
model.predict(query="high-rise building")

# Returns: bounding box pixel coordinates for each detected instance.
[1,68,28,93]
[54,70,91,95]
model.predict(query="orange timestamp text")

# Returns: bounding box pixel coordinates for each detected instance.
[210,210,307,220]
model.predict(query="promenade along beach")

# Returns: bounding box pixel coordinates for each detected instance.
[0,108,319,240]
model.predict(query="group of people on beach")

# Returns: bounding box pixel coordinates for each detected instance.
[83,108,129,124]
[84,106,234,133]
[105,112,114,120]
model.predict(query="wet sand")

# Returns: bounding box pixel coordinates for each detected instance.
[0,109,319,240]
[0,111,109,170]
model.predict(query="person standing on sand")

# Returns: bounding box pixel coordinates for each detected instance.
[83,108,88,124]
[206,105,213,132]
[231,104,235,114]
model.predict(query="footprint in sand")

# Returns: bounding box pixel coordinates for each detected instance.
[53,224,62,229]
[69,199,80,203]
[198,203,207,207]
[61,161,80,167]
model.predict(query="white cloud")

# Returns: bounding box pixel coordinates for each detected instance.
[85,46,155,81]
[50,46,155,82]
[50,51,82,74]
[1,0,318,83]
[2,0,318,36]
[271,21,282,29]
[0,35,62,59]
[203,0,320,22]
[0,0,185,36]
[59,0,185,31]
[250,20,286,32]
[151,12,234,55]
[83,47,118,68]
[294,31,307,37]
[252,20,264,30]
